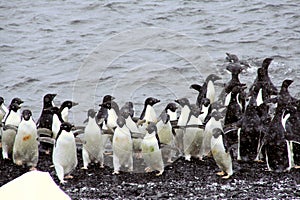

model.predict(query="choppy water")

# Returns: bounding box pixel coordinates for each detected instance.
[1,0,300,124]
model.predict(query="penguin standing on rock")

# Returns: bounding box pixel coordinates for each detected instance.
[112,116,133,174]
[141,122,164,176]
[174,98,191,155]
[156,103,178,163]
[211,128,233,179]
[183,104,204,161]
[13,109,39,170]
[82,109,104,169]
[2,103,22,159]
[52,122,77,184]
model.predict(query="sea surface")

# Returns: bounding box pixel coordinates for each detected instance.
[1,0,300,124]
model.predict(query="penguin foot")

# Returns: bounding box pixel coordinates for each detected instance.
[29,167,37,171]
[254,159,264,163]
[100,164,104,168]
[216,171,225,176]
[135,152,143,159]
[50,164,55,168]
[60,180,67,184]
[45,150,51,155]
[294,165,300,169]
[65,175,73,179]
[184,155,191,161]
[81,166,88,170]
[145,167,153,173]
[167,158,173,163]
[15,160,23,166]
[112,171,119,175]
[222,175,231,179]
[156,171,164,176]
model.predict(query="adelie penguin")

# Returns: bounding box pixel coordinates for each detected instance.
[13,109,39,171]
[100,100,120,131]
[141,122,164,176]
[211,128,233,179]
[59,100,78,122]
[190,74,221,107]
[37,93,57,130]
[52,122,78,184]
[82,109,104,169]
[174,98,191,155]
[183,104,204,161]
[156,102,178,163]
[96,95,115,127]
[112,116,133,174]
[2,103,22,159]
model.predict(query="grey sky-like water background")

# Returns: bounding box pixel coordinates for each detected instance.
[1,0,300,124]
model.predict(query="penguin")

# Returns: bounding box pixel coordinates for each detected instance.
[100,100,120,131]
[224,84,247,126]
[2,103,21,159]
[82,109,104,169]
[174,98,192,155]
[226,52,239,63]
[156,103,178,163]
[52,122,77,184]
[96,95,115,127]
[13,109,39,170]
[37,93,57,130]
[141,122,164,176]
[112,116,133,174]
[190,74,221,107]
[120,102,140,134]
[211,128,233,179]
[200,110,223,159]
[59,100,78,122]
[139,97,160,123]
[183,104,204,161]
[2,97,23,124]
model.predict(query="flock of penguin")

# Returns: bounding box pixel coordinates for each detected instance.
[1,53,300,184]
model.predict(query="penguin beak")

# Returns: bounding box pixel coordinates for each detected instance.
[72,102,79,107]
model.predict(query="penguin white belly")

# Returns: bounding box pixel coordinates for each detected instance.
[183,116,204,161]
[5,111,21,126]
[141,134,164,175]
[167,110,177,121]
[177,106,190,126]
[144,105,157,123]
[175,105,190,155]
[107,109,118,129]
[199,105,209,123]
[125,117,140,133]
[206,80,215,103]
[13,120,39,167]
[112,126,133,172]
[52,114,61,139]
[82,120,104,168]
[61,107,69,122]
[157,120,173,145]
[53,132,78,180]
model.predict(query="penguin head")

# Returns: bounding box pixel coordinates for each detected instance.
[145,97,160,106]
[226,63,243,75]
[61,100,78,109]
[44,93,56,103]
[116,116,126,128]
[206,74,221,83]
[201,98,210,107]
[102,95,115,104]
[175,98,190,107]
[282,79,293,89]
[60,122,74,132]
[10,97,23,106]
[212,128,223,139]
[9,103,21,112]
[190,104,202,117]
[146,122,157,134]
[226,52,239,63]
[262,58,273,70]
[22,109,32,121]
[211,110,223,121]
[165,102,178,113]
[87,109,96,118]
[120,102,134,118]
[0,97,4,105]
[190,84,202,92]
